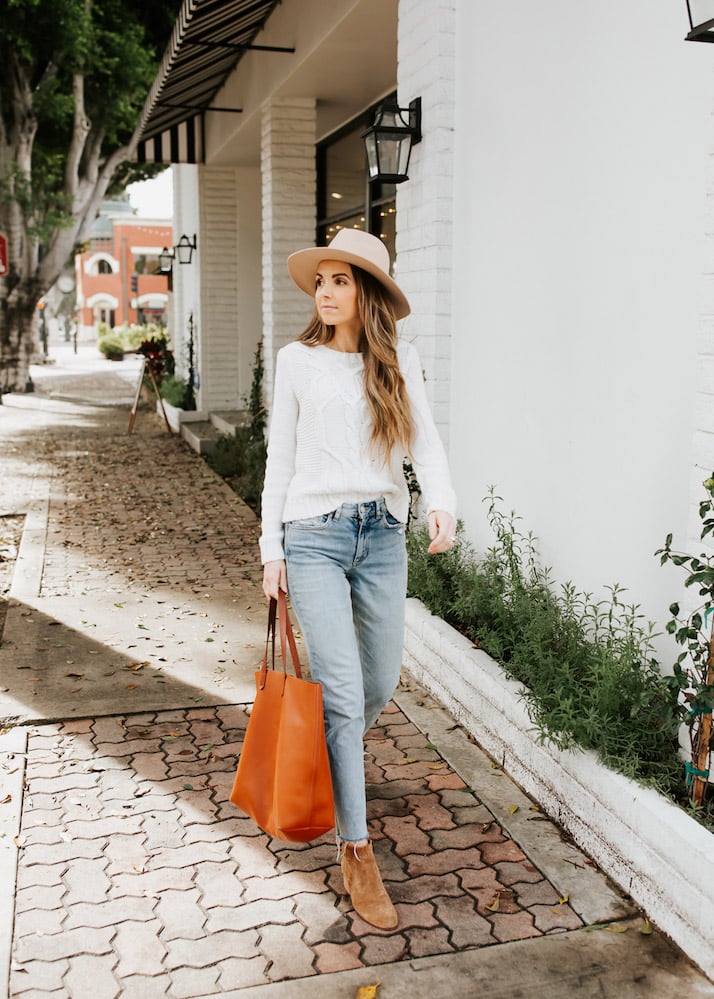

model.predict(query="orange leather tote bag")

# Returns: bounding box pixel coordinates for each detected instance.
[230,591,335,842]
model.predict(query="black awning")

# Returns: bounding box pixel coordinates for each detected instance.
[137,0,289,163]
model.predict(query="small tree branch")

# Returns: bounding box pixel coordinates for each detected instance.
[65,73,91,200]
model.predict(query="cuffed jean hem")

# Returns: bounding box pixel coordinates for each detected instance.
[284,497,407,844]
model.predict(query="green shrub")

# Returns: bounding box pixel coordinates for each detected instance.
[205,341,267,516]
[160,374,193,409]
[208,425,266,516]
[98,334,124,358]
[407,492,684,797]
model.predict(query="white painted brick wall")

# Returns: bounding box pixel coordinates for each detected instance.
[199,167,241,410]
[261,98,317,407]
[397,0,457,447]
[690,177,714,557]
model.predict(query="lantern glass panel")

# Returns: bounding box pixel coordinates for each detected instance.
[373,133,412,180]
[175,239,194,265]
[375,135,404,179]
[364,132,380,179]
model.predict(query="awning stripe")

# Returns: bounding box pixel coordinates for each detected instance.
[136,0,283,164]
[136,116,203,165]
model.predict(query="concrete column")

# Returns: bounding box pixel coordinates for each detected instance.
[261,98,317,405]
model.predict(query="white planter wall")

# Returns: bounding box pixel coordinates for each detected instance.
[403,597,714,980]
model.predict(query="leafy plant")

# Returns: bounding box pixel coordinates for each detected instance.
[97,334,124,358]
[656,475,714,808]
[407,489,685,799]
[159,374,193,409]
[206,342,267,515]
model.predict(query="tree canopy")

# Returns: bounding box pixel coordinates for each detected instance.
[0,0,182,392]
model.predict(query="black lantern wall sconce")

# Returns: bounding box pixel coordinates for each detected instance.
[159,233,198,273]
[685,1,714,41]
[362,97,422,184]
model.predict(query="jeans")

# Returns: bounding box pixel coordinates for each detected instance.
[284,498,407,843]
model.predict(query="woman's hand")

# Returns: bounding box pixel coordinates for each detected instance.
[263,559,287,600]
[427,510,457,554]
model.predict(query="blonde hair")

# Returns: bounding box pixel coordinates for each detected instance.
[296,265,413,459]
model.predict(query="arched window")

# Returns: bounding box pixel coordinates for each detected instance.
[97,259,112,275]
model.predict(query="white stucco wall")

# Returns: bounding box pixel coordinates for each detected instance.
[449,2,714,647]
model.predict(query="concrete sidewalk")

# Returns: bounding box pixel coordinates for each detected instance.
[0,344,712,998]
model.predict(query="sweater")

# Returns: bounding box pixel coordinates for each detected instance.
[259,339,457,564]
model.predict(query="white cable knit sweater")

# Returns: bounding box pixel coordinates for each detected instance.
[259,340,457,563]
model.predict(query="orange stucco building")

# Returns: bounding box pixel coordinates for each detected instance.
[76,199,172,338]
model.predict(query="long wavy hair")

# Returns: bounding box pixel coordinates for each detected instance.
[296,264,413,459]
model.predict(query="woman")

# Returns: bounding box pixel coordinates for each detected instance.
[260,228,456,930]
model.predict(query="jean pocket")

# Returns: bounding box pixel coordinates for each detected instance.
[382,510,404,529]
[286,512,334,531]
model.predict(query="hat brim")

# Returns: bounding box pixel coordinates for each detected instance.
[287,246,410,320]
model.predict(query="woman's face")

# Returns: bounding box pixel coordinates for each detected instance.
[314,260,359,330]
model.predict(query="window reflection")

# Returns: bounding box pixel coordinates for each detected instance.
[317,99,398,268]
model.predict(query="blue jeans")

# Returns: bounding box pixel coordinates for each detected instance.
[284,498,407,843]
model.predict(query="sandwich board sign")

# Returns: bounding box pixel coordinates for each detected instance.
[0,232,7,276]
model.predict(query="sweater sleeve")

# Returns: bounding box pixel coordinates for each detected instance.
[402,342,457,518]
[259,346,298,563]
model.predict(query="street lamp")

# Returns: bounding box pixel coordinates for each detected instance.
[685,1,714,41]
[362,98,422,184]
[175,233,197,265]
[158,235,197,274]
[158,247,173,273]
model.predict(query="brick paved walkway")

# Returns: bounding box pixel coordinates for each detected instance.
[3,348,711,999]
[10,701,582,997]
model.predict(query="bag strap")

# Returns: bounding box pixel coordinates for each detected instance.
[278,589,302,679]
[258,591,302,689]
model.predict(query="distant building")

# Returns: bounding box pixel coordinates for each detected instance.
[75,198,172,338]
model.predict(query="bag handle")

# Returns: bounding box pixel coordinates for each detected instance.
[258,590,302,689]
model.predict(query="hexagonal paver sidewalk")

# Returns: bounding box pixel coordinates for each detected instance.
[10,701,583,997]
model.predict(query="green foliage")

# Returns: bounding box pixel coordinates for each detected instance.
[97,334,124,358]
[160,375,193,409]
[206,342,268,516]
[407,490,684,797]
[208,425,267,516]
[656,474,714,809]
[247,340,267,439]
[0,0,182,243]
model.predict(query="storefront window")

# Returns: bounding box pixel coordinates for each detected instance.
[317,99,397,266]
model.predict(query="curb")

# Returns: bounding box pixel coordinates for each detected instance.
[10,493,49,603]
[0,727,28,999]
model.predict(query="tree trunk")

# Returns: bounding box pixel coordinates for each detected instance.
[0,281,39,394]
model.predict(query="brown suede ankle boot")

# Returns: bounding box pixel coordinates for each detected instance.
[340,841,398,930]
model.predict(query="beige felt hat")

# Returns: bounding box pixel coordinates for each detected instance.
[287,228,410,320]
